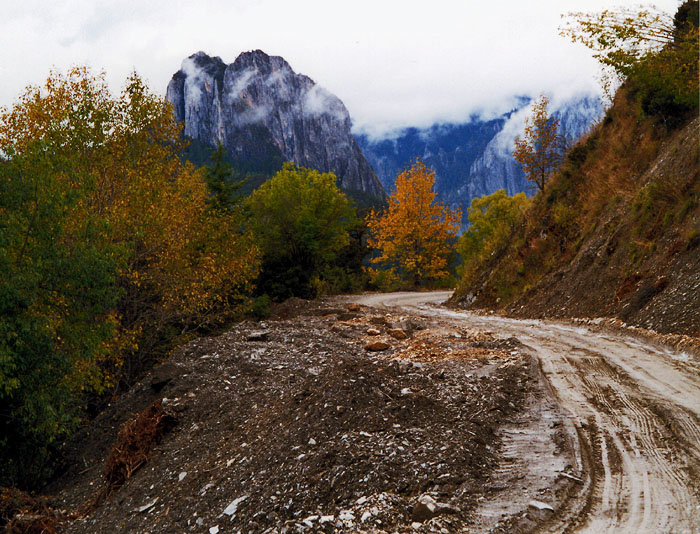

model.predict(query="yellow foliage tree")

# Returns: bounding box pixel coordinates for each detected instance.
[513,95,565,194]
[366,160,461,287]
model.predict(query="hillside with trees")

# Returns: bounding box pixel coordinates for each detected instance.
[452,0,699,336]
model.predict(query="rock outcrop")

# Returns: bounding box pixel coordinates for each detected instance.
[166,50,384,199]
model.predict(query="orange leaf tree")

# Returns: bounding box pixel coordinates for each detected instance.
[366,160,461,287]
[513,95,566,193]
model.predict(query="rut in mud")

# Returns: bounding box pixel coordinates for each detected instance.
[354,291,700,534]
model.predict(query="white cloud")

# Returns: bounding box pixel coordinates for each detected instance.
[302,84,345,121]
[0,0,682,135]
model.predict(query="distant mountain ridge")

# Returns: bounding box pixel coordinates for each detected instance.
[356,96,603,222]
[166,50,385,200]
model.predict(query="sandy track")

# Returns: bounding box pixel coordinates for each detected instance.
[353,292,700,533]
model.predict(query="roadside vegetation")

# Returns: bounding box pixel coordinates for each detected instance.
[0,76,461,489]
[452,1,699,320]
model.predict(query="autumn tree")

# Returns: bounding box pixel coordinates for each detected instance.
[366,160,461,287]
[247,163,358,300]
[560,1,698,121]
[513,96,565,194]
[0,68,259,488]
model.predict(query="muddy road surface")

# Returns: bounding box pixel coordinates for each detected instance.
[352,291,700,534]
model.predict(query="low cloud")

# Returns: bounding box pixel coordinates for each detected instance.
[302,84,346,122]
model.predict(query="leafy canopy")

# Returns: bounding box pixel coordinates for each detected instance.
[513,95,565,194]
[0,67,260,488]
[457,190,529,283]
[366,160,461,287]
[247,162,358,300]
[560,1,698,119]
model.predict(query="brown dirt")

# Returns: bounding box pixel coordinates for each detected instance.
[33,298,562,533]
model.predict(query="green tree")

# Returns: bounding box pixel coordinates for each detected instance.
[204,142,245,212]
[457,190,529,282]
[513,95,565,193]
[0,68,260,488]
[248,162,358,300]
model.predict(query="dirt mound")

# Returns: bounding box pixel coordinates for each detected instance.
[46,301,537,533]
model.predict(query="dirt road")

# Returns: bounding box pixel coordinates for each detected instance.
[352,292,700,533]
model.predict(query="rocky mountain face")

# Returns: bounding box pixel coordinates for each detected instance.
[167,50,384,199]
[356,96,602,222]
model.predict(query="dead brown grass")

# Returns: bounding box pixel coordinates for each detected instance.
[0,488,65,534]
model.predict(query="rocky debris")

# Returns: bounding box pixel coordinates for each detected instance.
[51,298,534,533]
[411,494,459,522]
[388,328,408,340]
[392,318,426,334]
[366,328,381,336]
[246,330,269,342]
[369,315,389,327]
[365,340,391,351]
[571,316,700,361]
[528,500,554,512]
[166,50,384,198]
[150,361,179,392]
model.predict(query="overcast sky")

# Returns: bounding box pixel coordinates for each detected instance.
[1,0,682,137]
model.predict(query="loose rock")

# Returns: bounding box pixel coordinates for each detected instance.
[365,340,391,351]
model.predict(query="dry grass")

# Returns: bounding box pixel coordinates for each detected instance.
[93,400,177,507]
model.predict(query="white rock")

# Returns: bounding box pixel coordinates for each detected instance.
[338,510,355,521]
[361,511,372,522]
[528,499,554,511]
[302,515,318,527]
[134,498,158,513]
[401,388,412,395]
[319,515,335,523]
[308,437,317,446]
[209,527,219,534]
[178,471,187,482]
[221,495,248,516]
[356,496,367,505]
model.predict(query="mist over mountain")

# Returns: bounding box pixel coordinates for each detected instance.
[356,95,603,222]
[166,50,385,200]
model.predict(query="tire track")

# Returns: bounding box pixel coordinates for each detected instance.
[352,292,700,533]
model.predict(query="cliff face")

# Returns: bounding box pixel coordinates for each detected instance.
[167,50,384,199]
[357,96,602,222]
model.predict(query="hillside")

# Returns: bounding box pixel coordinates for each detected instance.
[451,87,699,336]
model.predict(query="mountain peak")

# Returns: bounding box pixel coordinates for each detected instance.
[231,49,292,74]
[166,50,384,199]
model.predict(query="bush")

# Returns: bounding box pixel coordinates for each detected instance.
[248,163,358,301]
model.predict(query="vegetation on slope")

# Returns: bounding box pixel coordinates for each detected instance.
[0,69,260,488]
[452,1,699,335]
